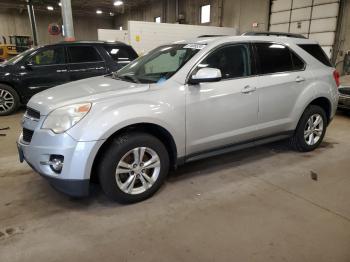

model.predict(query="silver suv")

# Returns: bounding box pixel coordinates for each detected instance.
[17,33,339,203]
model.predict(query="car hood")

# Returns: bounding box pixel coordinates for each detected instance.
[28,75,150,115]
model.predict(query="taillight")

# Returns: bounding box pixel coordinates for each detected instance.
[333,70,340,87]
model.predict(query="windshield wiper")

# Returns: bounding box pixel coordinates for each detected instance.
[111,72,139,83]
[117,74,140,83]
[111,72,122,80]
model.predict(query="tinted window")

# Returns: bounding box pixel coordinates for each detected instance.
[197,44,251,79]
[68,46,102,63]
[298,44,332,67]
[28,47,65,65]
[291,52,305,70]
[255,43,294,74]
[103,46,137,63]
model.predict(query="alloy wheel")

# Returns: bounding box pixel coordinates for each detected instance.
[115,147,161,195]
[0,88,15,114]
[304,113,324,146]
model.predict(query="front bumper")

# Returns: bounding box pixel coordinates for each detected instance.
[17,129,104,197]
[26,159,90,197]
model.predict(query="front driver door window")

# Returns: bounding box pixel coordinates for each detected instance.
[28,48,65,65]
[21,47,69,94]
[197,44,251,79]
[186,43,260,156]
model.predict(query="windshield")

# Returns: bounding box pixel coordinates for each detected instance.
[4,48,35,65]
[114,44,204,84]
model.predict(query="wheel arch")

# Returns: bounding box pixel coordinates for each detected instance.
[0,81,24,103]
[90,122,178,183]
[307,97,332,124]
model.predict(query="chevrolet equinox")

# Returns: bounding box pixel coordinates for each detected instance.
[17,33,339,203]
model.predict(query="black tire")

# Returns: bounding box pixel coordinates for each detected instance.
[0,84,20,116]
[290,105,327,152]
[98,132,169,203]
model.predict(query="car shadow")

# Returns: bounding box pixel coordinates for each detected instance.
[7,137,336,219]
[75,138,338,206]
[168,141,291,182]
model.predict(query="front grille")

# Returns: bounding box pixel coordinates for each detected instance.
[25,107,40,119]
[339,87,350,96]
[22,128,34,143]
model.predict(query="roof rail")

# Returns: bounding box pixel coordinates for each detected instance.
[57,40,126,45]
[242,31,307,39]
[197,35,227,38]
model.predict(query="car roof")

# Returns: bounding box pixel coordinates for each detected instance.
[46,40,129,47]
[172,35,319,46]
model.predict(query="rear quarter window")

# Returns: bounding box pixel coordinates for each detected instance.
[298,44,332,67]
[103,46,138,63]
[291,51,305,70]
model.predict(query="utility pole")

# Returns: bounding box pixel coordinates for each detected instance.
[26,0,38,46]
[61,0,75,41]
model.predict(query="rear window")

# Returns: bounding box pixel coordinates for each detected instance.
[68,46,102,63]
[298,44,332,67]
[103,46,138,64]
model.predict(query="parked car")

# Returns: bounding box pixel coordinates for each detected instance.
[0,41,138,115]
[17,33,339,203]
[338,85,350,110]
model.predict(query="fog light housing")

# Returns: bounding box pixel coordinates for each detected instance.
[49,155,64,173]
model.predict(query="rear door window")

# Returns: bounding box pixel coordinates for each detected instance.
[68,46,102,63]
[298,44,332,67]
[103,46,137,64]
[254,43,295,74]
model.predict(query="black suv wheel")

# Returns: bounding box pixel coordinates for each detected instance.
[0,84,19,116]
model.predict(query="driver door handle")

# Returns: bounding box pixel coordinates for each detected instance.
[241,85,256,94]
[295,76,305,83]
[56,69,68,73]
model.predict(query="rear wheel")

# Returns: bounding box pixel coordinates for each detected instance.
[98,132,169,203]
[290,105,327,152]
[0,84,19,116]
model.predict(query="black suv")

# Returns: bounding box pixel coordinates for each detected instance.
[0,41,138,115]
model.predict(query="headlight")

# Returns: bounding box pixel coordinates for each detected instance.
[42,103,91,134]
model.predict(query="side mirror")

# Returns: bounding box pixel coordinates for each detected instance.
[24,61,33,69]
[189,67,222,85]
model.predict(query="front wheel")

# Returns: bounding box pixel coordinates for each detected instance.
[290,105,327,152]
[98,132,169,203]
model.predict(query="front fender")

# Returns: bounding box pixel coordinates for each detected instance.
[67,87,186,157]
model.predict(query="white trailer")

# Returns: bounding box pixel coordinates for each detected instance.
[98,21,237,55]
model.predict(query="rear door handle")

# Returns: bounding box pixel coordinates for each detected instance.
[241,85,256,94]
[295,76,305,83]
